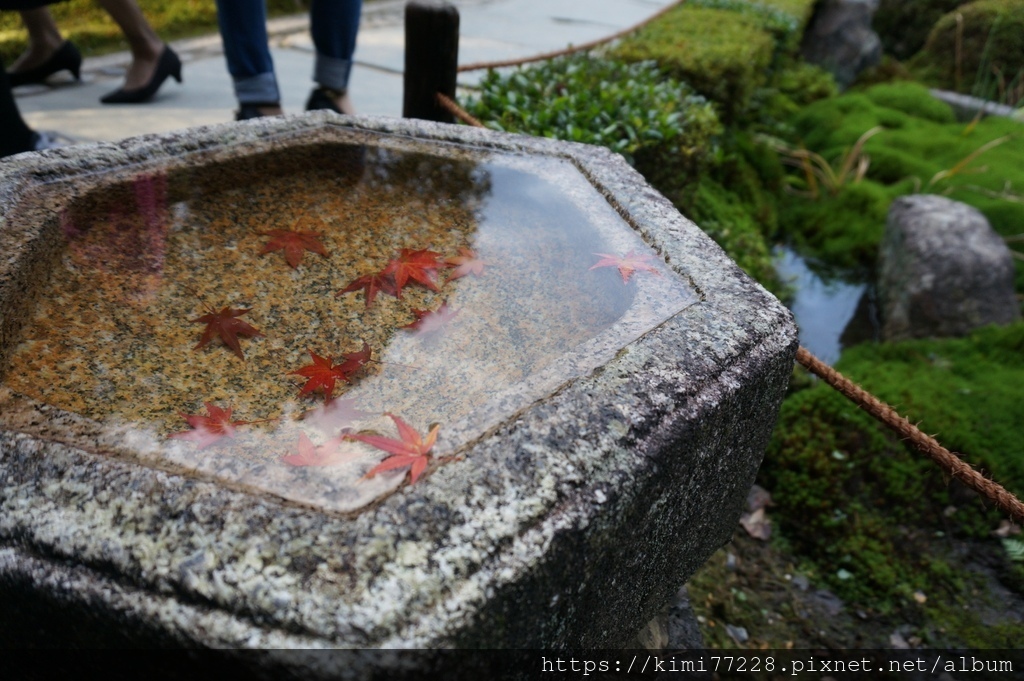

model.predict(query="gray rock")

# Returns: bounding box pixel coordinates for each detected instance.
[667,584,704,649]
[800,0,882,89]
[878,195,1020,341]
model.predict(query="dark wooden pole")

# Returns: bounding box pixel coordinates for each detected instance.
[403,1,459,122]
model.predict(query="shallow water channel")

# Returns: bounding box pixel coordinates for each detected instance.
[773,246,877,365]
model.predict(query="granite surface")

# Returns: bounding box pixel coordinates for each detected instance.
[0,112,796,656]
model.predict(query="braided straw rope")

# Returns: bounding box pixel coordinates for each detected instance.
[434,71,1024,526]
[456,0,687,72]
[796,347,1024,524]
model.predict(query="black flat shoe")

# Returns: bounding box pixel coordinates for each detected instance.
[305,87,344,114]
[8,41,82,87]
[235,102,281,121]
[100,46,182,104]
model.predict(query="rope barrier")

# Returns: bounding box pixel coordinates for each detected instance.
[432,91,1024,526]
[436,92,485,127]
[456,0,687,73]
[796,347,1024,524]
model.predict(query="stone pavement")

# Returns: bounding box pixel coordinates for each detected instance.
[14,0,674,144]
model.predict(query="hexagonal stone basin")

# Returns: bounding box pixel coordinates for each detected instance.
[0,116,796,650]
[0,132,697,513]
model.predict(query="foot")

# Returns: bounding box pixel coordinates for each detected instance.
[9,40,63,76]
[236,102,283,121]
[121,43,164,91]
[305,87,355,115]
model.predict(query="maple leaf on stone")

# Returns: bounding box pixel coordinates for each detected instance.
[402,302,460,336]
[444,247,489,281]
[191,306,262,360]
[337,271,398,309]
[281,432,358,467]
[259,228,328,268]
[290,349,353,399]
[337,341,373,376]
[383,248,444,296]
[347,413,440,485]
[170,402,248,449]
[589,250,662,284]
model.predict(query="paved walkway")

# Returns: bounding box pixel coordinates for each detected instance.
[15,0,673,144]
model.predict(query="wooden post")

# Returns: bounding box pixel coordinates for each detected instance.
[404,1,459,122]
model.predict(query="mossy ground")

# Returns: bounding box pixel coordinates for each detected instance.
[909,0,1024,102]
[777,82,1024,290]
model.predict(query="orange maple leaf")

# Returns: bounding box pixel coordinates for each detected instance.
[191,306,262,360]
[170,402,248,449]
[281,432,358,467]
[347,413,439,485]
[259,228,328,268]
[589,250,662,284]
[444,247,489,280]
[383,248,443,296]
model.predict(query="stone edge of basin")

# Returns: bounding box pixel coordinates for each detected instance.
[0,112,797,653]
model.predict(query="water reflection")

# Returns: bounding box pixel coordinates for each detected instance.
[2,140,697,512]
[774,246,878,365]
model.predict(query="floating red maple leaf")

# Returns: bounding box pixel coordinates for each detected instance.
[259,228,328,268]
[281,432,358,467]
[337,271,398,309]
[402,302,460,336]
[191,306,262,360]
[383,248,443,296]
[170,402,248,449]
[589,250,662,283]
[290,349,353,399]
[444,247,489,280]
[347,413,440,485]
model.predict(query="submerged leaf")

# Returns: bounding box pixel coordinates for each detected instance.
[191,306,262,360]
[589,250,662,283]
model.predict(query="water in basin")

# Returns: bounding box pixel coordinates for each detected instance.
[1,139,698,512]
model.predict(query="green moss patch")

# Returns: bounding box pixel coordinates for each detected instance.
[778,82,1024,284]
[911,0,1024,101]
[761,323,1024,617]
[613,7,776,121]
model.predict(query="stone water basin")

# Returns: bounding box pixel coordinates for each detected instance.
[0,114,796,652]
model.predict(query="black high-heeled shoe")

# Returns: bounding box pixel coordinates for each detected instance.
[8,41,82,87]
[100,46,182,104]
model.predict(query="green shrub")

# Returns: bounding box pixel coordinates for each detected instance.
[912,0,1024,101]
[762,323,1024,611]
[613,7,776,121]
[462,54,721,175]
[874,0,965,60]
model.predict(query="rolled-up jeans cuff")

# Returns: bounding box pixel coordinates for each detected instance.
[234,72,280,104]
[314,55,353,93]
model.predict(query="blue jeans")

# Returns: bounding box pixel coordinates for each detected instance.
[215,0,362,104]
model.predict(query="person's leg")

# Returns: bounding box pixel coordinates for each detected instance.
[215,0,281,114]
[8,8,66,74]
[308,0,361,113]
[1,64,40,158]
[96,0,165,90]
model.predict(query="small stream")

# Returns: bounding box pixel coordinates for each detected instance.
[773,246,878,365]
